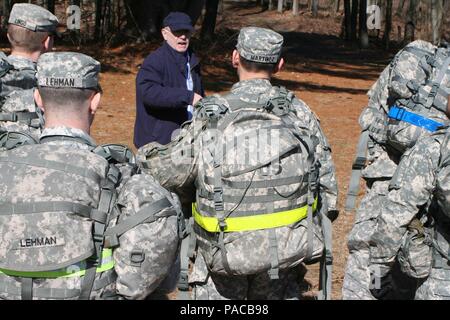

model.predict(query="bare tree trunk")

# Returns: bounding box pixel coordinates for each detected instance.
[311,0,319,17]
[278,0,284,12]
[431,0,443,45]
[47,0,56,13]
[95,0,103,40]
[1,0,11,31]
[395,0,406,16]
[404,0,417,44]
[269,0,274,10]
[351,0,358,41]
[327,0,335,10]
[344,0,351,40]
[415,0,431,41]
[335,0,341,12]
[359,0,369,47]
[443,0,450,43]
[186,0,206,26]
[201,0,219,41]
[293,0,299,14]
[383,0,392,49]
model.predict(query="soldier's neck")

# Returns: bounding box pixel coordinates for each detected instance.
[238,70,271,82]
[10,50,40,62]
[44,118,90,136]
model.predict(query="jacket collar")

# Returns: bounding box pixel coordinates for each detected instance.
[40,126,96,149]
[231,79,272,94]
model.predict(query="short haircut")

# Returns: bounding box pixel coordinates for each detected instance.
[7,24,49,53]
[239,55,278,74]
[38,87,96,113]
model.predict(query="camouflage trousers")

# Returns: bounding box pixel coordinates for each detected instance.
[343,179,418,300]
[342,180,390,300]
[416,268,450,300]
[189,253,300,300]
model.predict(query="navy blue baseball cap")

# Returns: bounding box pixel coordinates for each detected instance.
[163,12,194,32]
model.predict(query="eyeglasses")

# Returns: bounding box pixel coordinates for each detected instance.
[168,28,193,38]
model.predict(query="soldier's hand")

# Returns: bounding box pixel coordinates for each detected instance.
[193,93,203,106]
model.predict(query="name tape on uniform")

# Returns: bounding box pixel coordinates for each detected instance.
[38,77,83,88]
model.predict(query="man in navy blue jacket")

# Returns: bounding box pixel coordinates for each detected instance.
[134,12,204,148]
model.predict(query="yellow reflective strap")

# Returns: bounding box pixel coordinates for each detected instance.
[192,198,317,233]
[0,249,114,278]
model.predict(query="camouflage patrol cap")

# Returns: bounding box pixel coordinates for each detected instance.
[8,3,59,34]
[37,52,101,89]
[236,27,284,64]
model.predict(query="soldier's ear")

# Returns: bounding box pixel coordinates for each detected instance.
[161,27,169,41]
[89,91,101,115]
[232,50,240,69]
[274,58,285,74]
[34,89,44,112]
[43,35,54,52]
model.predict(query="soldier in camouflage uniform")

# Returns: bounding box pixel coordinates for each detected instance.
[369,98,450,299]
[343,40,450,299]
[0,52,181,300]
[137,27,338,300]
[342,66,398,300]
[0,3,58,138]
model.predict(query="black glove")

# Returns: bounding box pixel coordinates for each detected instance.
[369,269,394,300]
[327,209,339,223]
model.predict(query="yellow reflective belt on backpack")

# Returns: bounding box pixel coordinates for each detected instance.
[0,249,114,278]
[192,198,317,233]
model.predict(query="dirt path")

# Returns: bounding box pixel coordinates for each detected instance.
[12,2,393,300]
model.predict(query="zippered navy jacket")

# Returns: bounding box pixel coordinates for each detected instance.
[134,41,204,148]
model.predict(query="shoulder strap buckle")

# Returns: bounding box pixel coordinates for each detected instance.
[93,144,136,165]
[263,86,293,116]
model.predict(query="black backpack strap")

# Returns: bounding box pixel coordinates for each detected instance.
[79,163,120,300]
[78,145,136,300]
[93,144,136,165]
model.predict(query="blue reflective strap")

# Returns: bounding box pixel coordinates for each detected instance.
[388,106,445,132]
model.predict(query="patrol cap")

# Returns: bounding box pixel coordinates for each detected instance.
[8,3,59,34]
[163,12,194,32]
[37,52,101,89]
[236,27,284,64]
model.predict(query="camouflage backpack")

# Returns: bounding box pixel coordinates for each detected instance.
[0,134,181,300]
[397,128,450,279]
[346,40,450,211]
[386,40,450,154]
[191,87,326,281]
[0,52,42,136]
[427,128,450,272]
